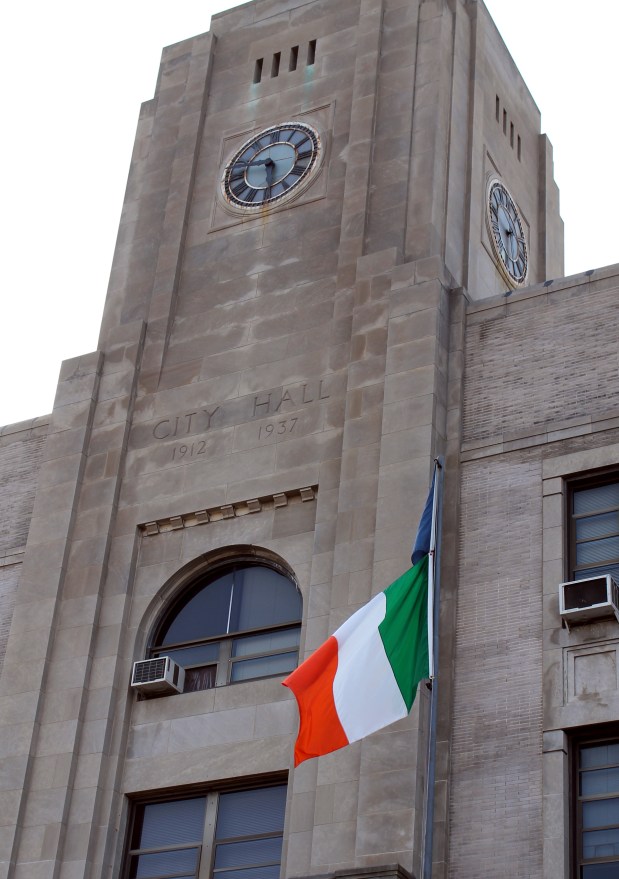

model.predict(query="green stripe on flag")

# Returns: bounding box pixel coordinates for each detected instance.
[378,555,430,711]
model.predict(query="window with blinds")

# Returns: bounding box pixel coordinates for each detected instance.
[124,783,287,879]
[569,477,619,583]
[574,732,619,878]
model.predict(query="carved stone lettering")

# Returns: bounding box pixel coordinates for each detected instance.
[253,379,330,419]
[149,376,334,446]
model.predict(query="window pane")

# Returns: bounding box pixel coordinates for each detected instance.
[576,512,619,542]
[576,536,619,567]
[575,484,619,515]
[184,666,217,692]
[232,628,300,658]
[230,652,298,682]
[581,743,619,769]
[214,836,283,869]
[132,848,200,878]
[139,799,206,849]
[583,864,619,878]
[583,827,619,859]
[576,563,619,582]
[216,786,286,839]
[581,768,619,796]
[159,573,233,645]
[154,644,220,667]
[214,866,281,879]
[229,567,301,632]
[582,797,619,829]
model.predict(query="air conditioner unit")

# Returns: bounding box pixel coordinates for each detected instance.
[131,656,185,696]
[559,575,619,626]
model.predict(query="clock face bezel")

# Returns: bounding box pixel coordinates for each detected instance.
[221,122,322,213]
[486,177,529,288]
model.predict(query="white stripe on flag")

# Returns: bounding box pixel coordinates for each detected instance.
[333,593,408,743]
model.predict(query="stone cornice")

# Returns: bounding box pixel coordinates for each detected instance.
[141,486,318,536]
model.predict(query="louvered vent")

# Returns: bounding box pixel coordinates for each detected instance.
[131,656,185,696]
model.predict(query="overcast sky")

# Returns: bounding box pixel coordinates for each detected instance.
[1,1,615,427]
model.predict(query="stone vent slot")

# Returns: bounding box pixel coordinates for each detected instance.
[496,95,522,161]
[252,40,316,84]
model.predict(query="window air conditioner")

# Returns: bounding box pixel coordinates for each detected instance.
[131,656,185,695]
[559,575,619,626]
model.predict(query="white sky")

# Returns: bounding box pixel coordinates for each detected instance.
[0,1,615,427]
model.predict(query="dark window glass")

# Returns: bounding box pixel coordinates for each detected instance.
[216,786,286,838]
[576,733,619,878]
[582,743,619,768]
[155,643,219,668]
[159,573,233,645]
[575,484,619,515]
[126,785,286,879]
[583,864,619,878]
[231,652,298,683]
[150,563,302,693]
[215,867,281,879]
[214,787,286,879]
[214,836,283,868]
[128,797,206,879]
[582,797,619,828]
[581,767,619,797]
[130,847,200,878]
[138,798,206,849]
[570,478,619,582]
[231,567,301,631]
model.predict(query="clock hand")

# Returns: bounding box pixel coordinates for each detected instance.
[504,226,518,259]
[236,157,272,167]
[265,157,275,187]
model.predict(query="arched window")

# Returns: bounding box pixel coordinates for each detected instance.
[149,561,302,692]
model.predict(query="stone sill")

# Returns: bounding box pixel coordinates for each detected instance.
[289,865,414,879]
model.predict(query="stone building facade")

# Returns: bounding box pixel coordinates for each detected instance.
[0,1,616,878]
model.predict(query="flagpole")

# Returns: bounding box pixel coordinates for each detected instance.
[422,456,443,879]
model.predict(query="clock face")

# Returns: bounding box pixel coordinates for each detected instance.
[222,122,321,210]
[486,179,528,287]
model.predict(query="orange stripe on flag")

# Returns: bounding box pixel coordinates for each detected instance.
[283,636,349,766]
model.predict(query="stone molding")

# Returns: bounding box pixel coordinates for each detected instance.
[141,486,318,536]
[461,410,619,461]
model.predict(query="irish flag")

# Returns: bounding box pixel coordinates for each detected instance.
[283,476,436,766]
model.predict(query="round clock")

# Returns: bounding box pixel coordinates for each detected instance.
[222,122,321,210]
[486,178,528,287]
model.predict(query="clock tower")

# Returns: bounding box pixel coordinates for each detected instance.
[0,2,566,879]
